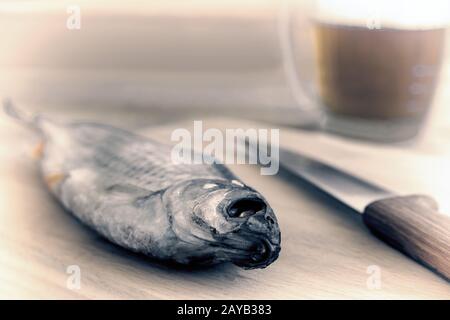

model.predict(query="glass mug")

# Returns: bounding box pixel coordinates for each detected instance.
[280,0,449,142]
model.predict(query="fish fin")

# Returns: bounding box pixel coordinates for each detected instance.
[3,98,40,130]
[32,141,45,159]
[134,189,166,208]
[106,183,154,197]
[44,172,68,190]
[106,183,165,207]
[4,100,68,147]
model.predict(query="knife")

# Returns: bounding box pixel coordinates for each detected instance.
[278,147,450,281]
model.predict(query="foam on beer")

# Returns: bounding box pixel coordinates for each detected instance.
[315,0,450,29]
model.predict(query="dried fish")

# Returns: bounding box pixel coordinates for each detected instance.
[5,101,281,268]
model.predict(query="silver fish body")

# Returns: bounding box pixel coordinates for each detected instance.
[28,118,281,269]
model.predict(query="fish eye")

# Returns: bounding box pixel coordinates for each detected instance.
[231,180,244,187]
[203,183,218,189]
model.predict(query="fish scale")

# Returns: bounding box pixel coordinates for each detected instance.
[5,101,281,268]
[71,123,228,190]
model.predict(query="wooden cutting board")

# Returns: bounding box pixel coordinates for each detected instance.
[0,116,449,299]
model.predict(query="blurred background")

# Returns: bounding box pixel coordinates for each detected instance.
[0,0,306,125]
[1,0,447,130]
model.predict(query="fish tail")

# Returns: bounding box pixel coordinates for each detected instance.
[3,98,40,130]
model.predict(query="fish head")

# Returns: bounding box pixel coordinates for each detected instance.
[163,178,281,269]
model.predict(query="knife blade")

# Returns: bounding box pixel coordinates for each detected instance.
[279,147,393,213]
[278,147,450,281]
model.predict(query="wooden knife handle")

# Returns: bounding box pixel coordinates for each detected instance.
[363,195,450,281]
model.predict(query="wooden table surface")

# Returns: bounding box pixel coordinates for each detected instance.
[1,113,449,299]
[1,0,450,300]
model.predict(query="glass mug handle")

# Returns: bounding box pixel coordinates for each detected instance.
[278,0,323,125]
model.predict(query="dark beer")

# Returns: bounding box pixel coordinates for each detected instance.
[314,23,446,120]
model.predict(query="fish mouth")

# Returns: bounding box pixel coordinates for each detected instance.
[218,193,281,268]
[229,238,280,269]
[187,183,281,268]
